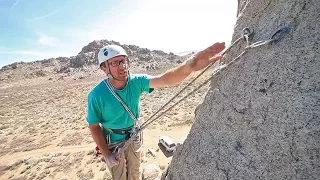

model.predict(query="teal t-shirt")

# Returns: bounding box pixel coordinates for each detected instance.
[86,73,153,142]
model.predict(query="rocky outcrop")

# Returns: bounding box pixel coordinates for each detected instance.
[163,0,319,179]
[0,40,183,81]
[1,62,25,71]
[70,52,95,68]
[77,39,180,68]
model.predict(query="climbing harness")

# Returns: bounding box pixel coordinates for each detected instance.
[102,79,144,155]
[98,26,290,157]
[104,126,133,140]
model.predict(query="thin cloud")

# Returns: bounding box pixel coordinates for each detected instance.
[37,33,60,46]
[10,0,21,10]
[27,9,59,21]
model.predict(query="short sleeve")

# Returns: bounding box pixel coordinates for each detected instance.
[86,92,102,124]
[135,74,154,93]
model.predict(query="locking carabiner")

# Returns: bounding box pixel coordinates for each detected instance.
[270,26,291,43]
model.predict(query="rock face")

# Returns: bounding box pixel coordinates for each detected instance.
[163,0,319,179]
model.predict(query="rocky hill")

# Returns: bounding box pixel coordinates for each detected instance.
[0,40,184,82]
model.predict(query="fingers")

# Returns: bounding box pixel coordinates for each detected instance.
[198,42,225,57]
[209,42,225,54]
[115,154,120,161]
[105,157,119,168]
[107,162,118,168]
[209,55,223,62]
[215,42,226,52]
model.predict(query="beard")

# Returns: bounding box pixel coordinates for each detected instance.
[111,70,128,81]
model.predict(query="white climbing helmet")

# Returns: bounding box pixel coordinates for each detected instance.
[98,45,128,66]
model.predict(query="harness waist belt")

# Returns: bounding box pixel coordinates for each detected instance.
[108,127,133,140]
[112,128,132,135]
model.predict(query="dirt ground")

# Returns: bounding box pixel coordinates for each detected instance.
[0,68,213,179]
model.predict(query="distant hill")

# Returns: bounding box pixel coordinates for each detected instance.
[0,40,187,82]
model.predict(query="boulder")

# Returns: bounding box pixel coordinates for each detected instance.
[143,164,161,180]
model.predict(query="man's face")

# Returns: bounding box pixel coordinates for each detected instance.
[103,55,129,81]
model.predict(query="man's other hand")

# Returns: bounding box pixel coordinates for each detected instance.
[105,153,119,168]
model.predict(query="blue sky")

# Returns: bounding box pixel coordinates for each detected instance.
[0,0,237,68]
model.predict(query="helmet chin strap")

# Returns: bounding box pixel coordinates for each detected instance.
[107,73,114,80]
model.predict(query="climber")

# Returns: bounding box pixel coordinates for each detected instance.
[86,42,225,180]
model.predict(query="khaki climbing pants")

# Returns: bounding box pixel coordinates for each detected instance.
[108,141,141,180]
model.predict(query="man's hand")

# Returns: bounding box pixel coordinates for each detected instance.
[105,153,119,168]
[187,42,225,71]
[88,124,113,160]
[149,42,226,88]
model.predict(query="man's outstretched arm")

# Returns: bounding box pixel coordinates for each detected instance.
[150,42,225,88]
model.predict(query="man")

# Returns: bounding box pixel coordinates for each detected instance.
[86,42,225,180]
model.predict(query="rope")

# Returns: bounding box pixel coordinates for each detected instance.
[114,26,290,156]
[139,29,251,129]
[140,50,248,130]
[139,26,290,131]
[139,36,244,129]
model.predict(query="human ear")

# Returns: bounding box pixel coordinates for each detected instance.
[101,66,109,74]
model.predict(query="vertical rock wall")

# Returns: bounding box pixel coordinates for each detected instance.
[164,0,319,179]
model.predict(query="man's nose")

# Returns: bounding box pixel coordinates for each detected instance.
[118,61,127,69]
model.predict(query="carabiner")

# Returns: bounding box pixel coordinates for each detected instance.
[242,27,254,37]
[270,26,290,43]
[242,27,254,47]
[242,28,254,40]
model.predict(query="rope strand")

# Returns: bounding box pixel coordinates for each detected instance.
[140,36,244,128]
